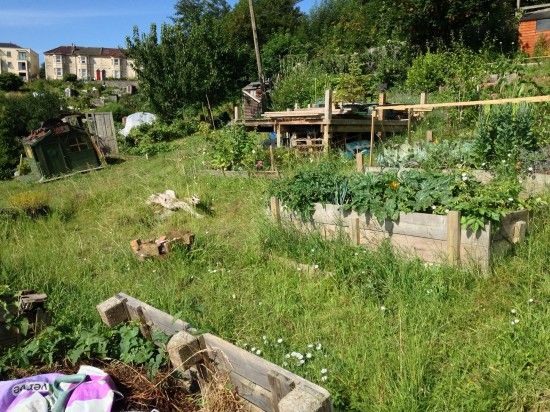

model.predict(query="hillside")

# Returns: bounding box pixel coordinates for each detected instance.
[1,136,548,411]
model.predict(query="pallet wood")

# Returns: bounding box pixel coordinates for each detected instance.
[97,295,332,412]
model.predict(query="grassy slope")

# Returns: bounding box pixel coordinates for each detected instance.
[0,136,549,411]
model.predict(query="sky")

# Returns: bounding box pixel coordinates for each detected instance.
[0,0,315,63]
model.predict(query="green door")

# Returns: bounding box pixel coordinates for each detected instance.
[43,142,68,177]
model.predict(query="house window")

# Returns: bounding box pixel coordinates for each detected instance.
[113,70,120,79]
[55,68,63,78]
[67,135,89,152]
[55,55,62,64]
[113,58,120,66]
[18,51,27,60]
[536,19,550,32]
[79,68,87,79]
[18,62,26,71]
[80,56,87,64]
[6,51,11,57]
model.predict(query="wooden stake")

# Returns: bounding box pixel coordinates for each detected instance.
[355,152,364,173]
[426,130,433,142]
[271,197,281,222]
[369,111,377,167]
[407,108,412,143]
[322,89,332,153]
[248,0,264,84]
[350,217,360,245]
[234,106,239,122]
[447,211,461,265]
[269,144,275,171]
[276,123,282,148]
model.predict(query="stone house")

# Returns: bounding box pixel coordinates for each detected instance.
[44,44,136,80]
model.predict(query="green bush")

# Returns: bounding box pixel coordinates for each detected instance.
[473,104,537,166]
[0,73,24,92]
[62,73,78,82]
[0,91,64,179]
[121,122,184,156]
[209,125,267,170]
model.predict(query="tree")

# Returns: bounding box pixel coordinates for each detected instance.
[0,73,24,92]
[0,91,63,179]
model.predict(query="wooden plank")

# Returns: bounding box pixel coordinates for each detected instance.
[312,203,343,225]
[389,233,447,263]
[269,371,295,412]
[228,371,274,412]
[356,152,364,173]
[271,197,281,222]
[447,211,461,265]
[201,333,330,399]
[116,293,189,336]
[380,95,550,112]
[499,210,529,244]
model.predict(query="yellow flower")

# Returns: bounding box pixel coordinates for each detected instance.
[389,181,400,190]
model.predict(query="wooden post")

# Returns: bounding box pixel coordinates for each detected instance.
[369,111,377,167]
[322,89,332,153]
[350,217,360,245]
[378,92,386,120]
[426,130,433,142]
[447,211,461,265]
[407,108,412,143]
[167,331,203,370]
[269,145,275,171]
[96,296,129,327]
[271,197,281,222]
[248,0,264,84]
[420,92,427,105]
[276,123,282,148]
[294,102,299,110]
[234,106,239,122]
[269,371,295,412]
[355,152,364,173]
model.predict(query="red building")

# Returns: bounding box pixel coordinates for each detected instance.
[519,8,550,56]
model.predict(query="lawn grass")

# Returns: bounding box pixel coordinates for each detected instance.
[0,135,549,411]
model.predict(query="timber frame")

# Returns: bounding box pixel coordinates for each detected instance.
[97,293,333,412]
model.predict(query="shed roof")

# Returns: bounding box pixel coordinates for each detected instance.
[44,45,127,58]
[0,42,22,48]
[520,8,550,22]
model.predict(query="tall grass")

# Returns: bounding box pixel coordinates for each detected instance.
[0,135,548,411]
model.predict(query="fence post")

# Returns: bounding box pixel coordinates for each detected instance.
[322,89,332,153]
[355,152,364,173]
[350,217,361,246]
[369,111,377,167]
[271,197,281,222]
[447,211,461,265]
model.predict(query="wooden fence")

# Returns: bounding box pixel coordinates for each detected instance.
[97,293,332,412]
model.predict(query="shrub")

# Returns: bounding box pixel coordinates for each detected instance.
[0,73,24,92]
[63,73,78,82]
[120,122,181,156]
[8,191,51,217]
[209,125,267,170]
[472,104,537,166]
[533,34,549,57]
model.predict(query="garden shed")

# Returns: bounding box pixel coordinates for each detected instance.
[22,118,103,180]
[519,7,550,55]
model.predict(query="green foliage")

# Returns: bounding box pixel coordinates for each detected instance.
[271,162,535,231]
[473,104,538,166]
[0,91,64,178]
[0,73,24,92]
[62,73,78,83]
[127,1,249,121]
[533,34,549,57]
[334,53,374,103]
[208,125,267,170]
[120,122,180,156]
[377,140,477,170]
[271,63,333,110]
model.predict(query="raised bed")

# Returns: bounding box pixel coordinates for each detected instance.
[97,293,332,412]
[270,198,529,271]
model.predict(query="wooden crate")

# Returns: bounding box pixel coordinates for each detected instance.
[97,293,332,412]
[271,199,529,271]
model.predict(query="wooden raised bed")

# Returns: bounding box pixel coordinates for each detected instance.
[97,293,332,412]
[270,198,529,271]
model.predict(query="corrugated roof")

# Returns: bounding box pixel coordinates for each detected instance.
[0,42,22,48]
[44,45,127,58]
[520,8,550,22]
